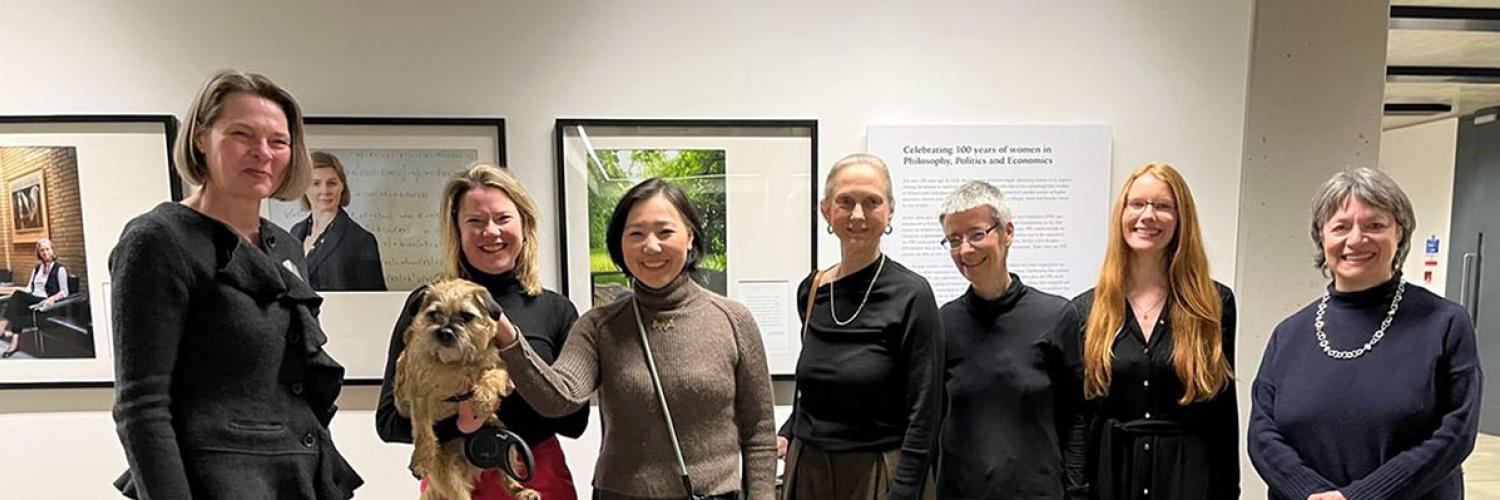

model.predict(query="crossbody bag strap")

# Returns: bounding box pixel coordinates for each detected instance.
[787,269,825,444]
[632,295,705,500]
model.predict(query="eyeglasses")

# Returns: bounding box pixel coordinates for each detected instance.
[1125,199,1177,215]
[940,223,999,250]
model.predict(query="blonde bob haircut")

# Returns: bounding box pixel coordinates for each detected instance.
[439,163,542,296]
[175,69,312,201]
[1082,162,1232,405]
[300,151,353,210]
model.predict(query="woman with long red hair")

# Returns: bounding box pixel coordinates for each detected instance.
[1070,162,1238,499]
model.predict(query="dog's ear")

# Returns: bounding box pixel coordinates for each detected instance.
[407,285,433,317]
[477,290,503,321]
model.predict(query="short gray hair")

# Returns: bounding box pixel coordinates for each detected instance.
[1309,167,1416,274]
[823,153,894,208]
[938,180,1012,227]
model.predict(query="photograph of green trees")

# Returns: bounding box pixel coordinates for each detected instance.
[587,148,727,306]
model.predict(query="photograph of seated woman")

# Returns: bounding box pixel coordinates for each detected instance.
[290,151,387,291]
[0,238,69,358]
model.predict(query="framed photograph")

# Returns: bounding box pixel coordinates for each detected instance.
[555,119,816,375]
[0,115,178,388]
[257,116,506,382]
[8,169,48,243]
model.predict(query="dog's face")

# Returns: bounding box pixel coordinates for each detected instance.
[405,279,504,364]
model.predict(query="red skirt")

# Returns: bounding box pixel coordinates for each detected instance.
[420,436,577,500]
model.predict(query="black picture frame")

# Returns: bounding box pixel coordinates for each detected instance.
[303,116,507,167]
[553,118,818,378]
[286,116,508,384]
[0,114,178,389]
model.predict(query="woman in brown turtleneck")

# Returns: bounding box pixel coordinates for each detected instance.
[496,178,777,500]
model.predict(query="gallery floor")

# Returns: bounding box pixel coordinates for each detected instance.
[1470,433,1500,499]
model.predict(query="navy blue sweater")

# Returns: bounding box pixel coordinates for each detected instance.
[1249,276,1482,500]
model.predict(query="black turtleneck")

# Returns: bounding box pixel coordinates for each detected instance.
[1249,274,1481,500]
[375,269,589,448]
[938,274,1086,500]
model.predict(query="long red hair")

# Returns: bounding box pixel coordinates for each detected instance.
[1082,162,1231,404]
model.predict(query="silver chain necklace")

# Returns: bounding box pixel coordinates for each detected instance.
[1314,280,1405,360]
[829,254,887,326]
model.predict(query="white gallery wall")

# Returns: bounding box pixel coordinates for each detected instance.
[0,0,1281,498]
[1379,118,1459,296]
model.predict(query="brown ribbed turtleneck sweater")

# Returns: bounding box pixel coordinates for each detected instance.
[500,272,776,500]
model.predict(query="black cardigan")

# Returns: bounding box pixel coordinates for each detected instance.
[110,202,362,499]
[290,209,386,291]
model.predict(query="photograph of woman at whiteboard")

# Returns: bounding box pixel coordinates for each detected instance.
[290,150,387,291]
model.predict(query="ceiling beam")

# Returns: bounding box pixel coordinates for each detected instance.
[1383,102,1454,115]
[1388,65,1500,83]
[1390,6,1500,31]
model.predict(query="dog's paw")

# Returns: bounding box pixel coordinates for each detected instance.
[513,488,541,500]
[407,461,425,480]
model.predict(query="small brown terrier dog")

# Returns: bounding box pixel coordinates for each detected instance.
[394,279,539,500]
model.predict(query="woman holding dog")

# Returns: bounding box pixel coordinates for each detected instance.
[376,163,589,500]
[109,70,362,499]
[495,178,777,500]
[1070,162,1238,499]
[778,153,943,500]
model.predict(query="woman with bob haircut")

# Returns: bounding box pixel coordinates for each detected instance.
[1070,162,1238,499]
[376,162,588,500]
[494,178,776,500]
[1249,167,1480,500]
[109,69,362,499]
[290,150,386,291]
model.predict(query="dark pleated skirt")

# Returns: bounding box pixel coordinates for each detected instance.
[781,439,934,500]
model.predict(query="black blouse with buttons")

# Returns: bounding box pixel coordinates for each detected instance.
[1070,283,1239,500]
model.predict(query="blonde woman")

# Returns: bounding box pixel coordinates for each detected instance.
[1070,162,1238,499]
[376,163,588,499]
[290,151,386,291]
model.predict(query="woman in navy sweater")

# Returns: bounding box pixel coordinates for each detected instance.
[1249,167,1482,500]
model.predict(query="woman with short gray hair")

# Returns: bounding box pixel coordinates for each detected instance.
[933,180,1086,498]
[1248,167,1481,500]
